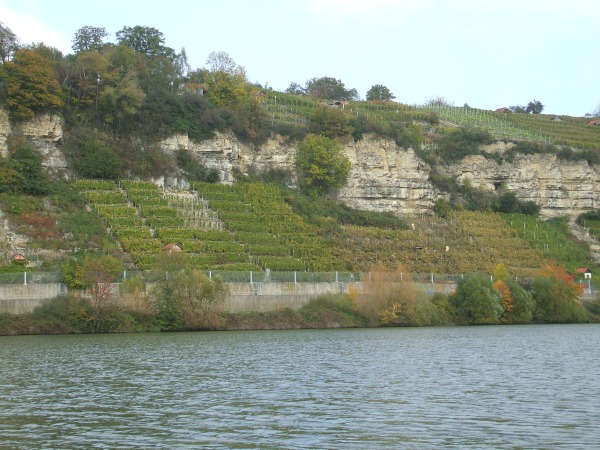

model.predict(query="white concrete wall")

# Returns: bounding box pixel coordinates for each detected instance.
[0,281,458,315]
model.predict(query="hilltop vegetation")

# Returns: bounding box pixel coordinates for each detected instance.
[0,22,599,281]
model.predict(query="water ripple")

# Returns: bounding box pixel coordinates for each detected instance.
[1,325,599,449]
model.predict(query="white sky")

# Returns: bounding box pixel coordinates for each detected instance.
[1,0,598,116]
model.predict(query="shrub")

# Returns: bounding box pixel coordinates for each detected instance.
[451,273,503,325]
[437,128,494,162]
[77,141,122,180]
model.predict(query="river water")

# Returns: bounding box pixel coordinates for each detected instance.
[1,325,599,449]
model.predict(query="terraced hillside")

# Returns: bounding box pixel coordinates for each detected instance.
[76,180,594,277]
[77,180,343,273]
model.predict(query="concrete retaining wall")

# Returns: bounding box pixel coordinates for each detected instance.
[225,282,349,312]
[0,281,459,315]
[0,284,65,314]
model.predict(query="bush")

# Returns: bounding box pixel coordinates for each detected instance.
[308,106,353,141]
[77,141,122,180]
[296,134,351,197]
[437,128,494,162]
[531,264,588,323]
[451,273,503,324]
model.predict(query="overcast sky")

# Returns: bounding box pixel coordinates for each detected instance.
[1,0,598,116]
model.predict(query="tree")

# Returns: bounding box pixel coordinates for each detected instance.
[149,252,228,330]
[509,105,527,113]
[9,143,50,195]
[204,51,249,108]
[115,26,175,59]
[98,72,146,129]
[532,263,586,323]
[503,279,534,324]
[0,21,19,63]
[424,96,452,107]
[451,273,503,324]
[526,99,544,114]
[72,26,109,54]
[296,134,351,196]
[305,76,358,100]
[77,141,122,179]
[285,82,305,95]
[493,263,509,281]
[2,48,63,120]
[366,84,395,101]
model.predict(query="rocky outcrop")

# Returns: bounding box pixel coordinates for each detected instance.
[0,109,10,157]
[12,113,67,172]
[338,136,434,215]
[161,133,435,215]
[161,132,298,185]
[162,131,600,219]
[447,153,600,218]
[0,109,67,171]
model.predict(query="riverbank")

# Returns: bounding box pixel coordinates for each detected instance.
[1,291,599,336]
[0,294,370,335]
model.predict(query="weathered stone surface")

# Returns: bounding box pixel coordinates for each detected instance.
[12,113,63,142]
[447,153,600,218]
[0,108,10,157]
[337,136,434,216]
[160,131,600,218]
[2,110,67,170]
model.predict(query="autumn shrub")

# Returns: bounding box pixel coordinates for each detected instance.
[352,265,430,326]
[149,252,229,330]
[451,273,503,325]
[531,263,588,323]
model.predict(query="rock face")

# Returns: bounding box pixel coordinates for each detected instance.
[160,132,298,186]
[0,109,10,157]
[447,153,600,218]
[165,132,600,219]
[0,109,67,171]
[2,107,599,219]
[13,113,67,172]
[337,136,434,216]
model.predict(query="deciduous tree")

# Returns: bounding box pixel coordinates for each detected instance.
[296,134,351,196]
[3,48,63,120]
[309,106,353,141]
[149,252,228,330]
[305,76,358,100]
[285,82,305,95]
[116,25,175,59]
[366,84,395,101]
[204,51,249,108]
[526,99,544,114]
[532,263,586,323]
[451,273,503,324]
[72,26,109,54]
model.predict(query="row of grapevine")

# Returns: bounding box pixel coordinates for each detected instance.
[192,182,343,271]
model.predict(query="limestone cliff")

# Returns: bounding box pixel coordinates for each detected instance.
[2,107,600,219]
[447,152,600,218]
[0,110,67,171]
[161,132,600,218]
[0,109,10,157]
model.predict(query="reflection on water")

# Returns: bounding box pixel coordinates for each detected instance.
[1,325,599,449]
